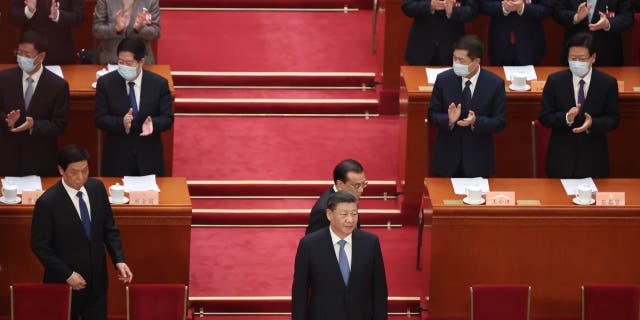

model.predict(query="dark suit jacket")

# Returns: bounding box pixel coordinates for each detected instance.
[481,0,552,65]
[9,0,84,65]
[403,0,479,66]
[31,178,126,294]
[292,228,388,320]
[0,66,68,176]
[427,68,506,177]
[94,69,173,177]
[553,0,633,66]
[538,68,619,178]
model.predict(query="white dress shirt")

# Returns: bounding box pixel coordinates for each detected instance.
[61,179,91,221]
[329,226,352,270]
[460,66,481,98]
[125,70,143,112]
[22,65,44,97]
[572,68,592,106]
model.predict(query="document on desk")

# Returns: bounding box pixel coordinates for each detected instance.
[1,175,43,194]
[503,65,537,81]
[45,66,64,79]
[123,175,160,192]
[426,67,451,84]
[450,177,490,195]
[561,178,598,195]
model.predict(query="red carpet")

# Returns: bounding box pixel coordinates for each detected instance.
[160,0,372,9]
[176,88,377,99]
[159,10,376,72]
[172,116,399,180]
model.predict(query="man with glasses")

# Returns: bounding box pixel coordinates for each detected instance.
[94,38,173,177]
[0,30,69,177]
[306,159,366,235]
[538,32,619,178]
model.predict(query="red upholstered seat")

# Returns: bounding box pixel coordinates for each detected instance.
[471,285,531,320]
[582,284,640,320]
[10,283,71,320]
[531,120,551,178]
[126,284,188,320]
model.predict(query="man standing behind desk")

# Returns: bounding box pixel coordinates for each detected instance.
[292,190,388,320]
[31,145,133,320]
[95,38,173,177]
[427,35,506,177]
[0,30,68,177]
[539,32,619,178]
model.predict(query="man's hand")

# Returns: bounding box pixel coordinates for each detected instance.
[116,262,133,283]
[10,117,34,133]
[444,0,455,16]
[140,116,153,136]
[123,108,133,133]
[431,0,446,11]
[115,8,131,33]
[133,11,151,30]
[457,110,476,127]
[502,0,523,12]
[67,272,87,290]
[447,102,462,125]
[573,112,592,133]
[566,103,582,123]
[5,109,21,128]
[589,11,610,31]
[24,0,37,13]
[48,0,59,21]
[574,1,593,23]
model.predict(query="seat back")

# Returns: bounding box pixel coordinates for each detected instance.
[582,284,640,320]
[10,283,71,320]
[471,285,531,320]
[531,120,551,178]
[127,284,188,320]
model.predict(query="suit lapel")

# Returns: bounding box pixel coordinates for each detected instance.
[564,70,577,108]
[54,181,88,239]
[14,68,26,112]
[347,230,362,289]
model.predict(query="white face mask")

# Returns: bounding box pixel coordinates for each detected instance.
[569,60,590,78]
[17,55,37,73]
[453,62,471,77]
[117,64,139,81]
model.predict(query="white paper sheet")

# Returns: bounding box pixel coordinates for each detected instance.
[561,178,598,196]
[1,175,43,194]
[123,174,160,192]
[425,67,451,84]
[503,65,537,81]
[45,65,64,79]
[450,177,490,195]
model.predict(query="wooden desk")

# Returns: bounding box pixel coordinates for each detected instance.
[425,177,640,319]
[0,64,175,176]
[399,66,640,213]
[0,177,191,317]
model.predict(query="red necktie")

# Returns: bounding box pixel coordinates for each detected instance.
[509,31,516,45]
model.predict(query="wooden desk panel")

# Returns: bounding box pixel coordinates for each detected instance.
[0,64,175,176]
[0,177,191,317]
[425,178,640,319]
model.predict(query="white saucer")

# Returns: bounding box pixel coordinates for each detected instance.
[463,197,485,205]
[509,84,531,91]
[572,197,595,205]
[0,196,21,204]
[109,196,129,204]
[91,82,97,89]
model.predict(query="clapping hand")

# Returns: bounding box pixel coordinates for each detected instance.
[115,7,131,33]
[566,103,582,123]
[11,117,34,133]
[588,11,610,31]
[572,112,592,133]
[24,0,36,13]
[574,1,593,22]
[5,109,21,128]
[457,110,476,127]
[48,0,59,21]
[447,102,462,125]
[123,108,133,133]
[140,116,153,136]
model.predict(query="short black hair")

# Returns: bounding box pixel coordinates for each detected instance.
[333,159,364,183]
[117,38,146,61]
[57,145,90,170]
[18,30,48,53]
[327,190,358,211]
[453,35,484,60]
[567,32,596,56]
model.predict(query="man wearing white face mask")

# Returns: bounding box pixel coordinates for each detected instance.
[539,32,619,178]
[427,35,506,177]
[0,30,69,177]
[94,38,173,177]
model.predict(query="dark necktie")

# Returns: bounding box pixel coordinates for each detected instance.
[338,240,350,286]
[462,80,472,116]
[24,77,34,111]
[76,191,91,238]
[128,81,138,118]
[578,79,586,107]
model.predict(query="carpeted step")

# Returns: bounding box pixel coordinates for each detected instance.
[176,88,377,99]
[191,198,399,209]
[171,71,376,88]
[187,180,398,197]
[161,0,372,9]
[174,97,379,115]
[187,316,423,320]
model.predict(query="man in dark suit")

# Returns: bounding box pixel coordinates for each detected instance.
[553,0,633,66]
[95,38,173,177]
[0,30,68,177]
[427,35,506,177]
[480,0,552,66]
[539,33,619,178]
[292,190,388,320]
[403,0,479,66]
[9,0,84,65]
[31,145,133,320]
[306,159,366,235]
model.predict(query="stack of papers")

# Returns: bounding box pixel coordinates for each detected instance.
[450,177,490,195]
[503,65,537,81]
[1,175,43,194]
[425,67,451,84]
[561,178,598,195]
[123,175,160,192]
[45,65,64,79]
